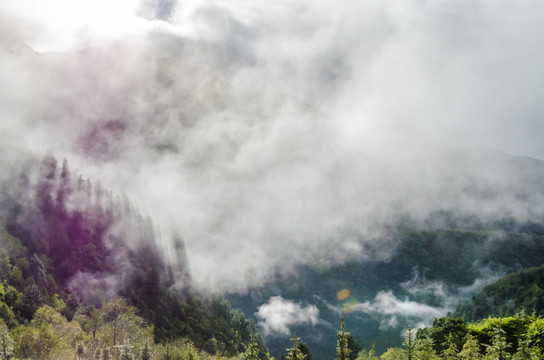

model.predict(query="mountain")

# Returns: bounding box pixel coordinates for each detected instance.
[228,223,544,359]
[0,154,268,359]
[454,264,544,322]
[4,37,544,360]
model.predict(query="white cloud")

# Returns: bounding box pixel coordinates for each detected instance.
[355,291,448,320]
[1,0,544,293]
[256,296,319,336]
[352,269,503,329]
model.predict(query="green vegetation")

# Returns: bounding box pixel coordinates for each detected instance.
[0,155,268,359]
[454,264,544,321]
[272,314,544,360]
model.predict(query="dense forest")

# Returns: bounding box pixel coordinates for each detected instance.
[3,154,544,360]
[228,223,544,358]
[454,265,544,322]
[355,312,544,360]
[0,155,268,359]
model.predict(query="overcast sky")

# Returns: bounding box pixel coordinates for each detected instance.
[1,0,544,291]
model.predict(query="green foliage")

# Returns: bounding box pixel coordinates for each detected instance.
[455,265,544,321]
[511,339,537,360]
[417,318,467,354]
[415,337,439,360]
[484,326,511,360]
[403,325,416,360]
[379,348,404,360]
[458,334,481,360]
[440,334,459,360]
[356,344,379,360]
[286,336,305,360]
[337,318,351,360]
[525,318,544,357]
[0,319,14,360]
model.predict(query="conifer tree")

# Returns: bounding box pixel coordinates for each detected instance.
[337,318,351,360]
[512,339,537,360]
[140,340,152,360]
[286,335,305,360]
[403,324,416,360]
[0,319,14,360]
[416,337,438,360]
[459,334,481,360]
[245,334,261,360]
[441,333,459,360]
[485,326,512,360]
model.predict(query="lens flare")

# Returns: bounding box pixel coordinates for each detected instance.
[337,288,350,301]
[342,299,359,313]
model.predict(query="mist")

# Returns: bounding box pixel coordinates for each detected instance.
[1,0,544,292]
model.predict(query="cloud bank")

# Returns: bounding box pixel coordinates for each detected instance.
[1,0,544,292]
[256,296,319,336]
[351,269,502,330]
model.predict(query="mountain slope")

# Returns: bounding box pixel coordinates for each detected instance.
[454,264,544,322]
[228,224,544,359]
[0,154,267,358]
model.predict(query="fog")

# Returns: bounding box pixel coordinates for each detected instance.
[1,0,544,292]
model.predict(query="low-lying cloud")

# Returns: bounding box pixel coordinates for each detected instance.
[351,269,502,330]
[1,0,544,293]
[256,296,319,336]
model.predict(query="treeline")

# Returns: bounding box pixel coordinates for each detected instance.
[0,155,268,358]
[358,312,544,360]
[454,264,544,322]
[0,297,265,360]
[282,313,544,360]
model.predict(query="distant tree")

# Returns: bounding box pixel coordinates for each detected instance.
[403,325,416,360]
[441,334,460,360]
[416,337,438,360]
[337,318,351,360]
[379,348,404,360]
[0,303,16,329]
[347,334,362,360]
[298,341,313,360]
[286,335,305,360]
[0,319,14,360]
[115,341,135,360]
[2,286,22,311]
[140,340,152,360]
[76,342,86,360]
[245,334,261,360]
[418,318,467,354]
[29,254,48,291]
[99,347,110,360]
[21,284,43,319]
[357,345,379,360]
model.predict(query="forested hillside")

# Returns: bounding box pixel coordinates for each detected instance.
[354,312,544,359]
[454,264,544,322]
[0,155,268,359]
[229,224,544,359]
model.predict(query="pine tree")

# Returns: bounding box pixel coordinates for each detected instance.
[337,318,351,360]
[286,335,305,360]
[245,334,261,360]
[416,337,438,360]
[116,341,135,360]
[0,319,14,360]
[403,324,416,360]
[140,340,152,360]
[459,334,481,360]
[512,339,537,360]
[441,333,459,360]
[485,326,512,360]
